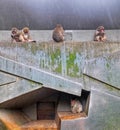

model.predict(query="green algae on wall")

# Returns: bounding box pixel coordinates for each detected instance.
[67,51,79,77]
[0,41,120,85]
[50,49,61,73]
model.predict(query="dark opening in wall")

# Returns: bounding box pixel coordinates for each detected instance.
[80,89,90,115]
[22,90,90,122]
[70,89,90,116]
[37,102,56,120]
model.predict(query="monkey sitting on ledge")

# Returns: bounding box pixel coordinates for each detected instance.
[94,26,107,42]
[21,27,36,43]
[52,24,65,42]
[11,27,22,43]
[11,27,36,43]
[71,98,83,114]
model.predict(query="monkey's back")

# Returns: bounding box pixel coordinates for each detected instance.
[52,27,64,42]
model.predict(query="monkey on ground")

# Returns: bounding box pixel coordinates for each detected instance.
[21,27,36,43]
[11,27,22,43]
[94,26,107,42]
[52,24,65,42]
[71,98,83,114]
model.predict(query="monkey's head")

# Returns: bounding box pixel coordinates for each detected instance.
[56,24,62,27]
[97,26,105,33]
[11,27,18,34]
[56,24,64,29]
[22,27,29,34]
[71,97,78,106]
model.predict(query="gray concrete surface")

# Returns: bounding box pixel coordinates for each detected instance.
[0,40,120,130]
[61,89,120,130]
[0,41,120,98]
[22,104,37,121]
[0,56,83,96]
[0,72,16,86]
[0,73,43,104]
[0,30,120,42]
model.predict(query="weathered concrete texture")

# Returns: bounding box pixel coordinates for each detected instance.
[84,51,120,89]
[0,41,120,97]
[61,89,120,130]
[0,72,16,86]
[0,86,59,108]
[1,30,120,42]
[0,42,120,64]
[0,57,83,96]
[0,34,120,130]
[83,75,120,98]
[22,104,37,121]
[0,74,43,105]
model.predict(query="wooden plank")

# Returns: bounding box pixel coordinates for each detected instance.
[37,102,55,120]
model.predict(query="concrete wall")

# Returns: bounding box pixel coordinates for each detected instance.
[61,89,120,130]
[1,30,120,42]
[0,78,42,104]
[22,104,37,121]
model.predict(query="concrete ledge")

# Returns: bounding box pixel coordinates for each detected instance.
[0,30,120,42]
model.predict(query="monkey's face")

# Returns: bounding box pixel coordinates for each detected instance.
[97,26,104,32]
[23,27,29,34]
[99,29,104,33]
[11,28,18,35]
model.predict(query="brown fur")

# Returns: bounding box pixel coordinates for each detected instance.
[71,98,82,114]
[11,27,22,42]
[94,26,107,42]
[20,27,36,43]
[52,24,65,42]
[21,27,31,42]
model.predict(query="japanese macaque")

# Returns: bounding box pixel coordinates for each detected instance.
[21,27,36,43]
[94,26,107,42]
[11,27,36,43]
[52,24,65,42]
[71,98,83,114]
[11,27,22,42]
